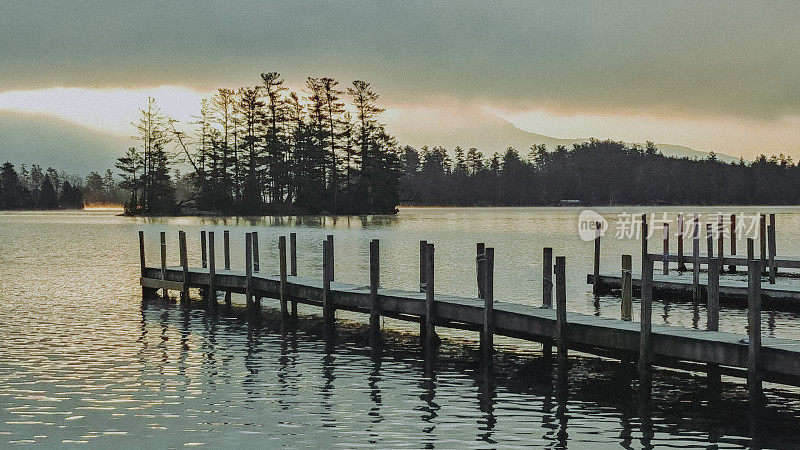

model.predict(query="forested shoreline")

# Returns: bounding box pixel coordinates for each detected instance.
[4,73,800,212]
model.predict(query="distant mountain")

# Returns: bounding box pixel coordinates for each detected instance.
[391,112,741,163]
[0,109,740,177]
[0,111,131,173]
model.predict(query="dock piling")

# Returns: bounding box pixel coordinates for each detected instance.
[747,258,763,405]
[768,214,777,283]
[729,214,737,273]
[662,223,669,276]
[208,231,216,307]
[678,213,686,271]
[138,230,146,276]
[747,237,755,261]
[223,230,230,270]
[179,231,189,303]
[245,232,253,310]
[322,238,334,330]
[692,213,700,302]
[201,230,207,268]
[160,231,168,300]
[760,214,767,275]
[555,256,567,366]
[252,231,260,273]
[542,247,553,308]
[290,232,297,276]
[420,240,428,293]
[638,254,653,383]
[621,254,632,320]
[425,243,437,351]
[593,222,601,294]
[279,235,288,318]
[717,214,724,272]
[327,235,334,281]
[707,245,721,388]
[482,247,495,358]
[369,239,380,331]
[477,243,485,299]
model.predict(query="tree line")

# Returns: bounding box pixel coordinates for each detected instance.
[117,72,402,215]
[400,140,800,206]
[0,162,126,210]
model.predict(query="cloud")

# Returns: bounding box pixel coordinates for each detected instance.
[1,1,797,122]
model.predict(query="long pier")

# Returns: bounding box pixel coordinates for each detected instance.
[138,229,800,404]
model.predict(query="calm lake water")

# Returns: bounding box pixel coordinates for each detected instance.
[2,206,800,447]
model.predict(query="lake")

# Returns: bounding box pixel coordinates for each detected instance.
[2,206,800,447]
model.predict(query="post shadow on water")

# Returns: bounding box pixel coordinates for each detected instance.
[139,297,800,448]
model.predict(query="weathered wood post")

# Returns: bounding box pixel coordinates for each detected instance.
[327,234,334,281]
[201,230,207,268]
[223,230,231,270]
[289,232,297,276]
[477,243,486,299]
[747,258,763,405]
[706,223,714,270]
[425,242,437,351]
[419,240,428,339]
[707,237,720,388]
[420,240,428,293]
[692,213,700,302]
[224,230,231,306]
[759,214,767,275]
[555,256,567,366]
[717,214,724,272]
[279,235,288,318]
[641,212,649,275]
[179,231,189,303]
[138,230,146,276]
[369,239,380,331]
[747,238,755,261]
[252,231,260,273]
[482,247,495,359]
[208,231,216,308]
[677,213,686,271]
[768,214,777,283]
[542,247,553,308]
[542,247,553,358]
[707,235,720,332]
[638,254,653,383]
[662,223,669,276]
[621,254,632,320]
[593,221,601,294]
[245,232,253,311]
[729,214,737,273]
[322,238,334,330]
[160,231,168,300]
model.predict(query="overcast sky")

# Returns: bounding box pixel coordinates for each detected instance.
[1,1,798,159]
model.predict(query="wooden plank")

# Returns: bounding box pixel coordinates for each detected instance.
[369,239,380,330]
[140,277,185,291]
[542,247,553,308]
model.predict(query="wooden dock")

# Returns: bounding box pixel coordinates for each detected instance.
[138,229,800,403]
